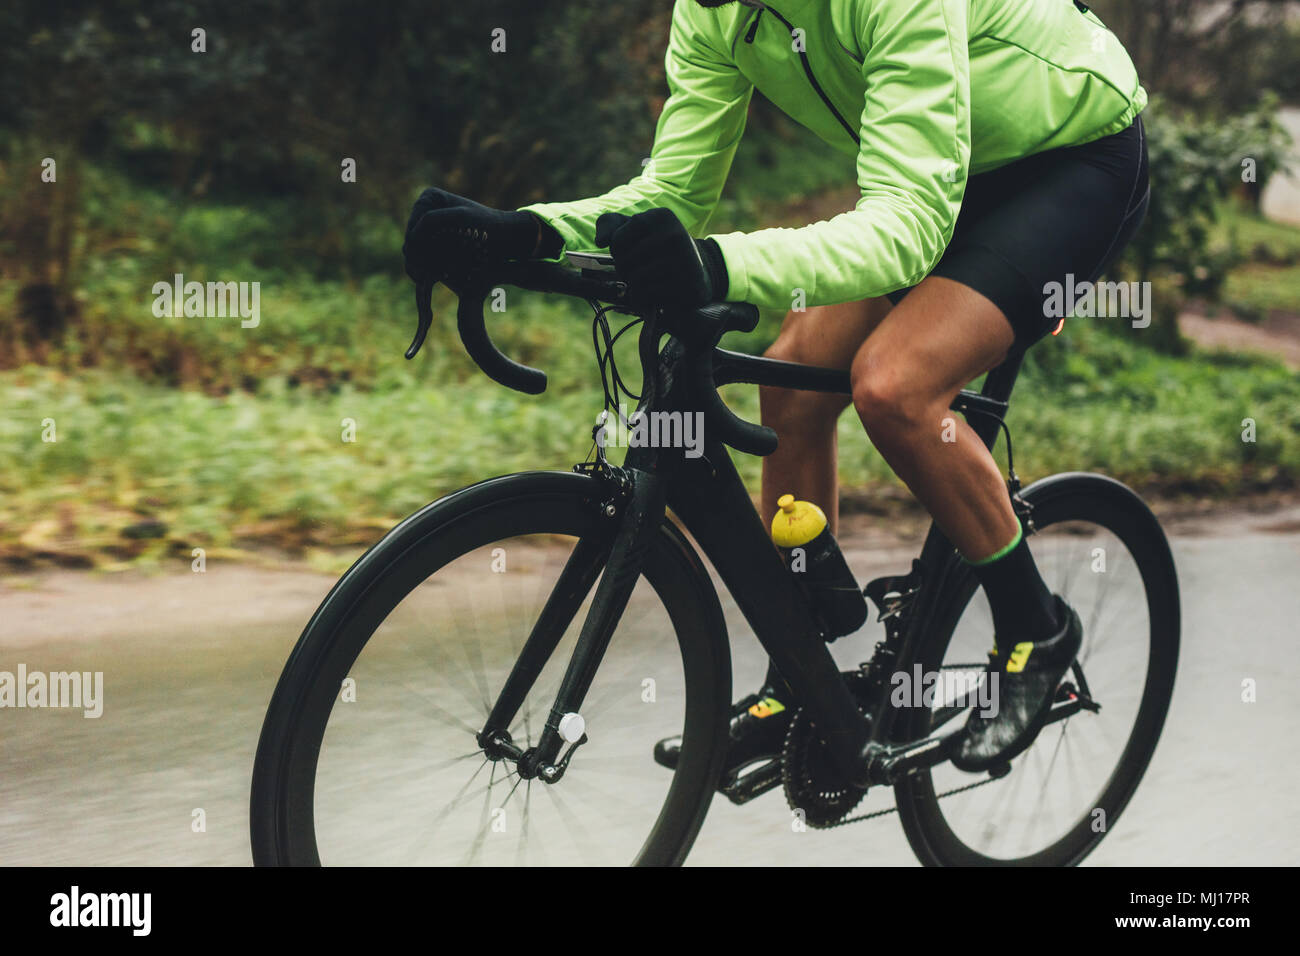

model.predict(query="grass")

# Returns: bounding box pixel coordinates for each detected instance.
[3,287,1297,568]
[1219,200,1300,262]
[1216,199,1300,315]
[1223,263,1300,316]
[3,143,1300,568]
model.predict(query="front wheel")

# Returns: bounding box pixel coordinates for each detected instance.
[250,471,731,866]
[895,473,1180,865]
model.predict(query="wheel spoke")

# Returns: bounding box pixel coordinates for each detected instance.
[541,784,605,866]
[271,503,708,866]
[909,503,1174,865]
[486,532,613,733]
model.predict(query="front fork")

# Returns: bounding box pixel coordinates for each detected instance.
[479,465,665,780]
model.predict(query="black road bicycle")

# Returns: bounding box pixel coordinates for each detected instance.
[250,255,1179,866]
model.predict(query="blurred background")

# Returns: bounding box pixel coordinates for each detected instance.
[1,0,1298,568]
[0,1,1294,567]
[1,2,1299,866]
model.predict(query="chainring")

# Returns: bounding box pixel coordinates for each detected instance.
[780,670,880,829]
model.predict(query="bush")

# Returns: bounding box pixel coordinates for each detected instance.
[1110,96,1293,352]
[1,1,669,335]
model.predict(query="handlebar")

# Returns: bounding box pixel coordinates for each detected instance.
[677,303,779,457]
[409,261,779,457]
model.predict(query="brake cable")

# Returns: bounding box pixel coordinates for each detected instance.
[585,299,645,464]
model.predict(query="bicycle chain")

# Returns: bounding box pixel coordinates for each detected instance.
[833,657,1005,826]
[824,774,1001,828]
[783,661,1002,829]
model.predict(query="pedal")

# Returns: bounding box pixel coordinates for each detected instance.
[1053,682,1101,714]
[718,759,783,805]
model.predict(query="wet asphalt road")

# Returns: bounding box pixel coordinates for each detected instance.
[1,504,1297,866]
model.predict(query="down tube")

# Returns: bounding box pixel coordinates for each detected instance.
[663,443,871,781]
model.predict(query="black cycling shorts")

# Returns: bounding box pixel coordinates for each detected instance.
[887,114,1150,345]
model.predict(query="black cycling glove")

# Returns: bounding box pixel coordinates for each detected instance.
[403,187,559,283]
[595,208,728,309]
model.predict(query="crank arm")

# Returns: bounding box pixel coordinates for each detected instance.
[867,732,962,785]
[872,686,1100,784]
[719,760,783,805]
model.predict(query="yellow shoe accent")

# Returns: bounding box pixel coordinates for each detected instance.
[747,697,786,719]
[1006,642,1034,673]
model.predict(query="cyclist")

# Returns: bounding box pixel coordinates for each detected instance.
[403,0,1150,776]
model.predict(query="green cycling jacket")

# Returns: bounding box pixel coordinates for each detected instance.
[520,0,1146,310]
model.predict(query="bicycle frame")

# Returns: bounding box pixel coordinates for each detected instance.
[481,312,1033,789]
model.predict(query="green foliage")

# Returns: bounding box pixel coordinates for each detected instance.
[0,0,669,325]
[1088,1,1300,112]
[1102,97,1294,354]
[4,2,1300,567]
[2,308,1297,566]
[1219,200,1300,265]
[1122,96,1292,297]
[3,1,666,209]
[1213,199,1300,316]
[1224,265,1300,318]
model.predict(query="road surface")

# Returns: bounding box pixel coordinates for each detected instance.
[2,500,1297,866]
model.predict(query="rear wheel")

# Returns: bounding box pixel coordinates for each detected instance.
[895,474,1179,865]
[250,472,731,866]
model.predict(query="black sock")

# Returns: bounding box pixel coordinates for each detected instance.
[968,527,1060,644]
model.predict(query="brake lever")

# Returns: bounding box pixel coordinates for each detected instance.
[404,278,435,360]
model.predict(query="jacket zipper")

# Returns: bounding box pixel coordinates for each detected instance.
[742,3,860,147]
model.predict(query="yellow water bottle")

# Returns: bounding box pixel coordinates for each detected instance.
[771,494,868,640]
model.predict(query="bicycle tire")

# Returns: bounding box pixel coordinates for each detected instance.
[250,470,731,866]
[895,472,1180,866]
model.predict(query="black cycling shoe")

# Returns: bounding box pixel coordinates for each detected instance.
[653,686,793,774]
[952,596,1083,773]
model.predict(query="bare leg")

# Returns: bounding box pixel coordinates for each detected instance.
[850,277,1017,560]
[759,298,892,534]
